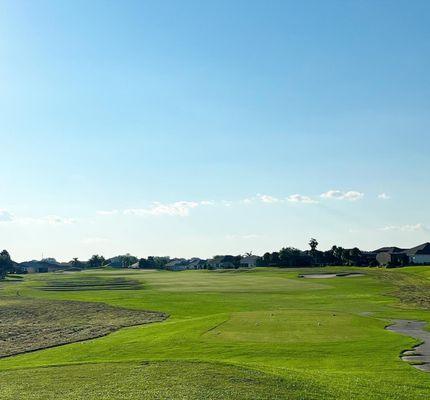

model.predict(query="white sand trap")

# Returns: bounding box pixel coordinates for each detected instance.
[386,320,430,372]
[299,272,364,279]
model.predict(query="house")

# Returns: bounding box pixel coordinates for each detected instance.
[240,255,260,268]
[164,259,188,271]
[373,243,430,266]
[187,258,206,270]
[19,260,64,273]
[375,252,408,267]
[106,254,138,268]
[206,255,237,269]
[405,243,430,264]
[106,256,126,267]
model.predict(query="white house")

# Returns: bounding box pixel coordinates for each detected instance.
[240,255,260,268]
[406,243,430,264]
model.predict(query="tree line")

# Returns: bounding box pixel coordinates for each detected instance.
[258,239,377,268]
[0,239,380,280]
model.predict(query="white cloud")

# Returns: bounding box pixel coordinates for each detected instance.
[0,209,76,225]
[200,200,215,206]
[124,201,199,217]
[321,190,364,201]
[287,194,318,204]
[0,209,14,222]
[97,209,119,215]
[8,215,76,226]
[377,193,390,200]
[25,216,76,225]
[380,223,428,232]
[258,194,281,204]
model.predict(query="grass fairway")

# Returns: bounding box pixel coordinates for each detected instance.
[1,267,430,399]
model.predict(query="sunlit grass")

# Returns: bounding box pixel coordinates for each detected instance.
[1,267,430,399]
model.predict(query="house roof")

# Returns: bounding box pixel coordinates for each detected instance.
[241,255,260,262]
[164,258,187,267]
[187,258,205,267]
[373,246,405,254]
[373,243,430,256]
[405,242,430,256]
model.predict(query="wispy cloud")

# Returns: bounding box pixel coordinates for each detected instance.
[377,193,390,200]
[379,223,428,232]
[124,201,200,217]
[257,194,281,204]
[98,190,361,219]
[321,190,364,201]
[0,209,76,225]
[200,200,215,206]
[287,194,318,204]
[20,216,77,225]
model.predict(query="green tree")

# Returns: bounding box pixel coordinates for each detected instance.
[88,255,105,268]
[309,238,319,253]
[0,250,12,279]
[121,254,138,268]
[279,247,301,267]
[270,252,280,266]
[262,252,271,266]
[70,257,81,268]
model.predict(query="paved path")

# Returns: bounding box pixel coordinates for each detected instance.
[386,320,430,372]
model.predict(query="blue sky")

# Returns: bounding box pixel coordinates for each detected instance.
[0,1,429,261]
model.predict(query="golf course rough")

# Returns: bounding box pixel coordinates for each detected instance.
[1,266,430,399]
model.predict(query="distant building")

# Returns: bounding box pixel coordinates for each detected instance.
[375,252,408,267]
[19,260,64,273]
[164,259,188,271]
[41,257,58,264]
[373,242,430,266]
[186,258,206,270]
[240,255,260,268]
[106,254,137,268]
[405,243,430,264]
[206,255,236,269]
[107,256,125,267]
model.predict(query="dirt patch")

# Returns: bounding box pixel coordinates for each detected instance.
[386,320,430,372]
[37,276,142,291]
[0,296,166,358]
[372,270,430,310]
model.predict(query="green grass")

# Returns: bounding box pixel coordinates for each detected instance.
[0,361,299,400]
[1,267,430,399]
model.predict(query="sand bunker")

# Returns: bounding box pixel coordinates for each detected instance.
[386,320,430,372]
[299,272,364,279]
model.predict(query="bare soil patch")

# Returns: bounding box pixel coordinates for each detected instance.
[37,276,142,291]
[0,296,166,358]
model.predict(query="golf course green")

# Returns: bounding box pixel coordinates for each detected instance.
[1,266,430,399]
